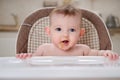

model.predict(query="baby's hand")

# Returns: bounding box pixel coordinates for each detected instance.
[16,53,32,59]
[100,50,119,60]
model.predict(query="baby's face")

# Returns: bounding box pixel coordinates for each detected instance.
[50,14,81,51]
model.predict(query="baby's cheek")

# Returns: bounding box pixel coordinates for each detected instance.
[52,38,59,44]
[71,37,79,42]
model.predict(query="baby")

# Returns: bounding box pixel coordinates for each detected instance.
[16,4,119,60]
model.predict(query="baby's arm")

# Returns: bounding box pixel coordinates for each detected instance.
[16,53,32,59]
[16,45,44,59]
[98,50,119,60]
[90,49,119,60]
[82,45,119,60]
[33,45,44,56]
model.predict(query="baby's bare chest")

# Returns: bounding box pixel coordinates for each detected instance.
[43,48,84,56]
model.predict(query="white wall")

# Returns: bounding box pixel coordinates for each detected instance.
[0,0,120,24]
[111,34,120,53]
[0,32,17,57]
[0,0,120,56]
[93,0,120,22]
[0,0,44,25]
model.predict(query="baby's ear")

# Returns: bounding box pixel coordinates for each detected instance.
[80,28,85,37]
[45,27,51,36]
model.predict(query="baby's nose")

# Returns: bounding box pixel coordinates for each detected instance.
[63,31,69,37]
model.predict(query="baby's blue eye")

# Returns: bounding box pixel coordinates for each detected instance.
[55,28,61,31]
[70,28,76,32]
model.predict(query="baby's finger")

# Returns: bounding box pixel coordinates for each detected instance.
[19,53,25,59]
[22,54,29,59]
[108,53,119,60]
[27,54,32,58]
[104,53,113,60]
[113,54,119,60]
[104,53,109,57]
[16,53,23,58]
[16,54,19,58]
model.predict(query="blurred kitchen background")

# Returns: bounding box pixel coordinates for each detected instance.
[0,0,120,56]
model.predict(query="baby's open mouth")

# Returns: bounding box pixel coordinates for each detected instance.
[62,40,69,45]
[58,40,69,50]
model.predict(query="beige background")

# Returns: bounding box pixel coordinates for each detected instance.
[0,0,120,56]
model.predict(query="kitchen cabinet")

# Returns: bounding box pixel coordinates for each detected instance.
[108,27,120,35]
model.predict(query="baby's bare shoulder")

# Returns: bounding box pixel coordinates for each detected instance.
[39,43,53,48]
[35,43,53,54]
[76,44,90,49]
[75,44,91,56]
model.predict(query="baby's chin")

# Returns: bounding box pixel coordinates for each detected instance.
[59,47,70,51]
[58,43,72,51]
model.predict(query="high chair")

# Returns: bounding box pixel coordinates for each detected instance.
[16,8,112,54]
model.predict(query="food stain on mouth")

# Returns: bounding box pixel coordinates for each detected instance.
[59,40,69,49]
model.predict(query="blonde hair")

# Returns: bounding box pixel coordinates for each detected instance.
[50,4,81,16]
[49,5,82,25]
